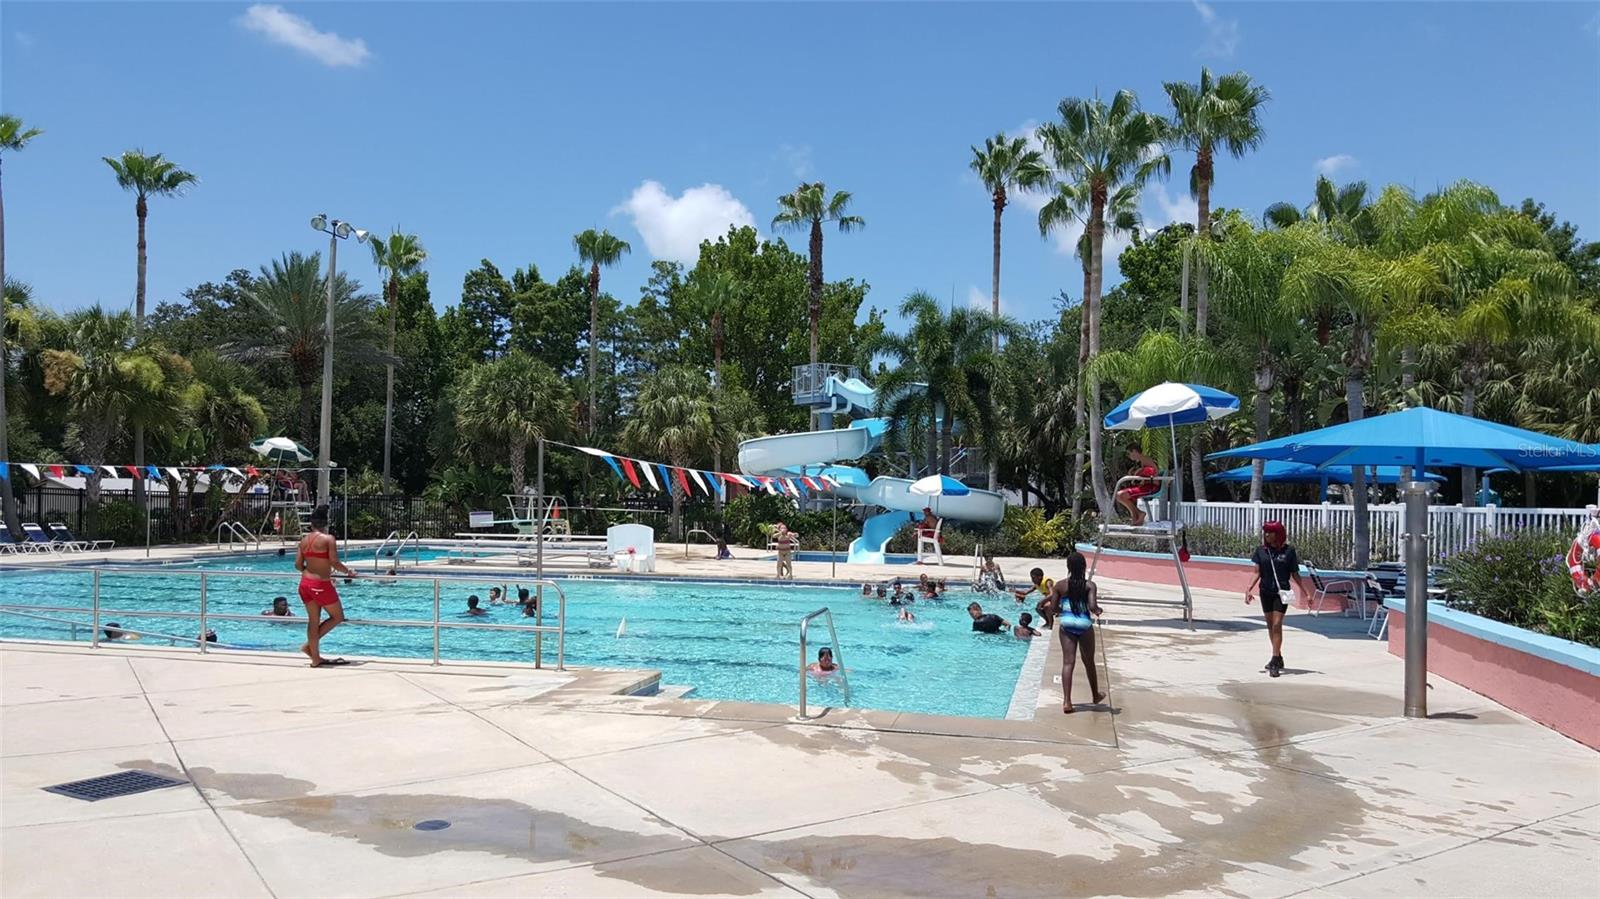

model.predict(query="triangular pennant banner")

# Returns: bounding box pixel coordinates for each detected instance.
[145,465,161,480]
[20,463,40,481]
[101,465,119,479]
[166,467,184,481]
[687,468,707,494]
[601,455,624,481]
[638,461,660,491]
[673,467,691,495]
[0,464,8,482]
[657,464,674,496]
[47,464,64,480]
[75,465,95,476]
[620,457,641,488]
[705,471,725,498]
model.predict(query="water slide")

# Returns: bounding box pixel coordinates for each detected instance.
[737,375,1006,564]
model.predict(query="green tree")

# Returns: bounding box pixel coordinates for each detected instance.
[103,149,197,515]
[772,182,865,368]
[622,365,717,538]
[368,231,427,490]
[1039,90,1170,514]
[970,133,1050,489]
[1163,68,1269,337]
[1087,330,1229,477]
[573,229,632,435]
[453,352,572,495]
[0,114,42,536]
[873,291,1012,475]
[509,264,590,375]
[1517,198,1600,296]
[40,307,187,508]
[458,259,514,361]
[223,252,385,444]
[680,269,740,478]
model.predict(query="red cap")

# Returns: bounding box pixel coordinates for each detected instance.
[1262,520,1286,535]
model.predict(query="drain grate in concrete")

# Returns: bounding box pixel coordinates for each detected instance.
[42,770,189,802]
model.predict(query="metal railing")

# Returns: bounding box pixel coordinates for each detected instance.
[216,520,259,552]
[682,528,718,558]
[0,565,568,669]
[373,530,422,572]
[797,607,849,719]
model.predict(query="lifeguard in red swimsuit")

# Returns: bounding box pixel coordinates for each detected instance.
[1114,447,1161,526]
[296,505,354,667]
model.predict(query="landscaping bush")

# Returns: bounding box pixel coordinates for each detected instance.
[87,500,143,546]
[720,493,795,547]
[1438,530,1600,647]
[348,509,386,539]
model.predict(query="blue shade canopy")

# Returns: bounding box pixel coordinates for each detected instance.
[1208,408,1600,473]
[1208,461,1445,485]
[1104,382,1240,431]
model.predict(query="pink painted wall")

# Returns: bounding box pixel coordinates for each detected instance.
[1088,552,1369,614]
[1388,615,1600,750]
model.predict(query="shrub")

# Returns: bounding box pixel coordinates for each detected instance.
[1437,530,1600,647]
[348,510,386,539]
[87,501,143,545]
[720,493,797,547]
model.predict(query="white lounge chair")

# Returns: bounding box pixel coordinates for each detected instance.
[916,519,945,565]
[19,523,67,554]
[49,523,114,552]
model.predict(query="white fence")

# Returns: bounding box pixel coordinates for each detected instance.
[1178,501,1590,565]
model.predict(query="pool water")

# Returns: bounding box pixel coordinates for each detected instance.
[0,555,1029,718]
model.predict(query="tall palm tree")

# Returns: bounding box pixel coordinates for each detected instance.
[1163,68,1269,337]
[1201,215,1303,500]
[573,229,630,436]
[454,352,572,496]
[103,149,197,515]
[684,270,739,480]
[40,307,185,509]
[369,230,427,490]
[623,365,717,538]
[0,115,42,537]
[970,133,1050,489]
[222,252,385,442]
[874,291,1013,475]
[1052,186,1142,514]
[1264,176,1374,244]
[772,182,865,369]
[1039,90,1170,515]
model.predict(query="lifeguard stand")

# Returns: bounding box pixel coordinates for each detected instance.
[1088,474,1194,628]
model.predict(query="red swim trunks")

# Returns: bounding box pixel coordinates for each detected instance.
[298,576,341,607]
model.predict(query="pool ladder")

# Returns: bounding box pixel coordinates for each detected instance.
[374,530,422,572]
[216,520,260,552]
[797,607,851,720]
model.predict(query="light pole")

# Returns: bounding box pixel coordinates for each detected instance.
[309,214,368,505]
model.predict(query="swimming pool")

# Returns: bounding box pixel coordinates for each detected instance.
[0,555,1029,718]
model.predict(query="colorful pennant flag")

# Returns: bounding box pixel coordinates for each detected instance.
[75,465,94,476]
[673,467,692,495]
[600,455,624,481]
[687,468,708,494]
[17,464,39,481]
[638,461,660,491]
[657,464,674,496]
[620,457,641,487]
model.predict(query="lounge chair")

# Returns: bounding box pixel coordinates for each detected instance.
[0,523,37,553]
[19,522,67,553]
[48,523,114,551]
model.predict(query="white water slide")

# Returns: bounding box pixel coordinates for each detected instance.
[737,375,1004,563]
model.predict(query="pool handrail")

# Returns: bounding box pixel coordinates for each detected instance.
[373,530,422,572]
[216,520,260,552]
[683,528,718,559]
[0,565,567,669]
[797,606,850,720]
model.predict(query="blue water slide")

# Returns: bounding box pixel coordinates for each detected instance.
[848,510,914,565]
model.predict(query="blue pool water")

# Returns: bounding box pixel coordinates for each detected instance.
[0,553,1029,718]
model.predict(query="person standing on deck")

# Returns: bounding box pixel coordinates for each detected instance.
[296,506,353,667]
[1244,521,1310,677]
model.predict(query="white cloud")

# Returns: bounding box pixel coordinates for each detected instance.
[614,181,757,264]
[967,285,1014,314]
[240,4,371,68]
[1148,183,1199,229]
[1191,0,1241,58]
[776,143,813,179]
[1315,154,1358,178]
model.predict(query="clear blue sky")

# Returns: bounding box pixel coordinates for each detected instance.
[6,2,1598,326]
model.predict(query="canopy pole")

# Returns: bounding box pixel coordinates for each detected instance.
[1402,479,1434,718]
[1169,423,1182,508]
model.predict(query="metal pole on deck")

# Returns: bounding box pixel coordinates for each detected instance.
[1402,479,1434,717]
[831,488,838,580]
[535,438,545,667]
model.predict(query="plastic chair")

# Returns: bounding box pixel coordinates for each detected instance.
[916,519,944,565]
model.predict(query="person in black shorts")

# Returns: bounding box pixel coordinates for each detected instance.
[1245,520,1310,677]
[967,602,1010,634]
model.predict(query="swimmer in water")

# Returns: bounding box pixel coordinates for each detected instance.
[861,583,873,597]
[262,596,292,617]
[807,647,838,675]
[898,607,915,623]
[875,585,887,599]
[488,586,507,605]
[465,595,489,617]
[1013,612,1041,639]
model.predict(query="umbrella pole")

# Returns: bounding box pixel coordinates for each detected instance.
[1169,423,1182,510]
[1401,479,1434,718]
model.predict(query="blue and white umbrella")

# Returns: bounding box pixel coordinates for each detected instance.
[1104,382,1240,431]
[1104,382,1239,506]
[908,474,970,497]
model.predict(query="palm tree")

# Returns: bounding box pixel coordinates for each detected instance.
[1163,68,1270,337]
[0,115,42,537]
[970,133,1050,489]
[223,252,385,442]
[369,230,427,490]
[573,229,631,436]
[40,307,185,509]
[1039,90,1170,515]
[772,182,865,369]
[103,149,197,515]
[454,352,571,496]
[873,291,1013,475]
[1264,176,1374,245]
[683,270,739,480]
[622,365,716,538]
[1200,216,1303,500]
[1050,186,1142,514]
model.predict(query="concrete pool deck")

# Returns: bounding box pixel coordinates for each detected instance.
[3,552,1597,898]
